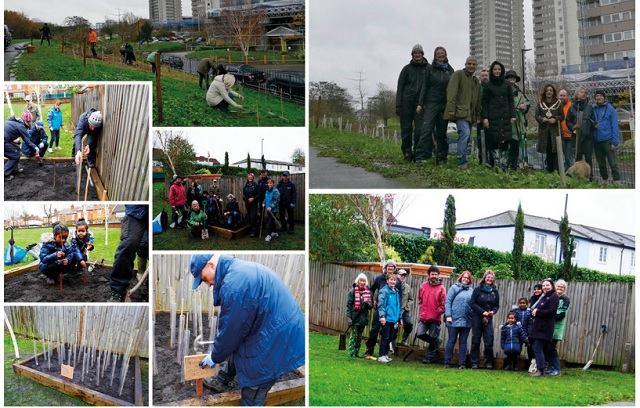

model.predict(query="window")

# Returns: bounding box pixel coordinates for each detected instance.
[535,234,546,254]
[599,247,608,263]
[631,252,635,267]
[571,242,579,259]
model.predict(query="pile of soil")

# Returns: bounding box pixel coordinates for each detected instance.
[21,343,136,404]
[153,313,300,405]
[5,160,99,201]
[4,266,147,302]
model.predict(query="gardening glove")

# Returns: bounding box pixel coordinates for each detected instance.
[290,203,295,208]
[38,143,45,149]
[35,151,40,158]
[199,354,215,369]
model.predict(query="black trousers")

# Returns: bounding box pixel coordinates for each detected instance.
[110,215,148,293]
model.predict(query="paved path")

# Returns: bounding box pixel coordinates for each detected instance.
[309,146,405,189]
[4,42,27,81]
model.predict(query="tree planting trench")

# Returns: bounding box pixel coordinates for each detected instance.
[153,313,300,405]
[4,160,99,201]
[4,266,147,303]
[20,344,137,404]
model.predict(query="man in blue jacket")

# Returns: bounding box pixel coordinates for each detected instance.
[23,120,49,158]
[276,171,297,234]
[191,254,304,406]
[592,89,621,182]
[73,109,102,168]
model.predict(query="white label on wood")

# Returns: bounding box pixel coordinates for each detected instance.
[61,364,74,379]
[184,354,218,381]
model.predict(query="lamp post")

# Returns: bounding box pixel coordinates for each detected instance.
[521,48,532,95]
[261,138,264,158]
[623,56,634,132]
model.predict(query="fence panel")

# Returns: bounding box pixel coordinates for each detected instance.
[310,262,635,370]
[72,84,150,201]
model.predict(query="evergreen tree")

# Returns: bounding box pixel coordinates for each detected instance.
[247,153,251,171]
[223,151,229,173]
[261,155,267,171]
[559,212,576,280]
[511,203,525,279]
[441,195,456,266]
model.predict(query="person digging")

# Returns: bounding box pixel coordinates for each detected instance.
[73,109,102,168]
[191,254,304,406]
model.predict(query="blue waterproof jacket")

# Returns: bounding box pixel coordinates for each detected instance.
[73,108,101,153]
[47,106,64,130]
[5,116,37,151]
[378,284,400,323]
[125,205,148,220]
[264,187,280,213]
[510,307,532,336]
[210,256,304,387]
[276,179,297,205]
[71,230,94,263]
[501,322,528,354]
[38,240,73,272]
[22,125,48,156]
[592,103,619,146]
[444,282,473,328]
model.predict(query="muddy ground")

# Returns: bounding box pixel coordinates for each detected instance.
[5,160,99,201]
[21,343,137,404]
[4,266,147,303]
[153,313,300,405]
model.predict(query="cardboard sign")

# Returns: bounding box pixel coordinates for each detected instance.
[61,364,74,380]
[184,354,218,381]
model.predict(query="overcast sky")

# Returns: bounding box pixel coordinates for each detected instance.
[5,202,117,219]
[154,128,306,164]
[309,0,534,100]
[391,190,635,236]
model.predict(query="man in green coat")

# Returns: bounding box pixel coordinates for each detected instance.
[506,70,530,171]
[445,56,481,169]
[147,51,161,74]
[197,56,218,90]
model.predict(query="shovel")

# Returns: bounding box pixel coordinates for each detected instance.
[267,210,282,230]
[338,325,352,350]
[402,333,419,361]
[583,324,607,370]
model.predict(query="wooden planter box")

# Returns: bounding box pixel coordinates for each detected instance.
[13,352,145,406]
[207,224,250,240]
[159,367,305,406]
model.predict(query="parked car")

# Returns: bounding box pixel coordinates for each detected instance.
[160,54,184,70]
[226,64,266,86]
[267,71,305,100]
[196,37,207,44]
[4,25,11,49]
[167,36,178,41]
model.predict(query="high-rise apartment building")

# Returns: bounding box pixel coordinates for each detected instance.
[149,0,183,24]
[192,0,221,22]
[469,0,526,74]
[533,0,635,76]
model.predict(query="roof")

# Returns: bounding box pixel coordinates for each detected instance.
[456,210,635,248]
[265,26,299,37]
[231,158,300,166]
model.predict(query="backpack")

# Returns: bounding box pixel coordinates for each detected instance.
[160,208,168,231]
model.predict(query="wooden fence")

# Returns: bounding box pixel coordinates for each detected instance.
[72,84,150,201]
[162,173,306,222]
[309,262,635,371]
[154,254,305,312]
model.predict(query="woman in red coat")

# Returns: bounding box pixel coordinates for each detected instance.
[528,278,559,377]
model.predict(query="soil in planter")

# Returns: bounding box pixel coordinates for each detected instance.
[4,266,148,303]
[4,160,99,201]
[153,313,301,405]
[21,343,137,404]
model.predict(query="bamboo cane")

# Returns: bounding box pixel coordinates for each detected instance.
[34,340,38,366]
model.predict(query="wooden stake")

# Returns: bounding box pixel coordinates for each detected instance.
[196,379,203,397]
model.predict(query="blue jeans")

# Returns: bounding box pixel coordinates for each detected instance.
[455,120,471,166]
[444,325,470,367]
[470,314,494,366]
[50,129,61,147]
[547,339,561,372]
[214,93,236,113]
[227,211,239,226]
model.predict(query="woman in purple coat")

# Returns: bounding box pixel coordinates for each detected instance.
[528,278,559,377]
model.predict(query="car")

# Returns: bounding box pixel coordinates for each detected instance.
[167,36,177,41]
[267,71,305,100]
[4,25,11,49]
[158,37,169,42]
[196,37,207,44]
[226,64,267,86]
[160,54,184,70]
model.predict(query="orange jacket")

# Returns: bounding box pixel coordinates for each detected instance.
[561,99,572,138]
[88,31,97,44]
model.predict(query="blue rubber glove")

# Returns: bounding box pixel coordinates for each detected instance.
[290,203,295,208]
[38,143,45,149]
[199,354,215,369]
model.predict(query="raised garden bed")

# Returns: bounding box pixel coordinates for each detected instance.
[13,346,145,406]
[206,223,251,240]
[153,312,305,406]
[4,264,147,303]
[4,159,100,201]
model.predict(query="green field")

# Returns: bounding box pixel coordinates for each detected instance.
[185,48,302,64]
[309,332,635,406]
[4,226,121,272]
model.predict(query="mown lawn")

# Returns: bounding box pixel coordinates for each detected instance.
[4,226,121,272]
[4,101,74,158]
[151,182,305,251]
[309,332,635,406]
[11,40,304,127]
[311,127,620,189]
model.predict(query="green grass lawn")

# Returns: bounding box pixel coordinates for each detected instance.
[309,332,634,406]
[10,40,304,127]
[4,226,121,272]
[5,334,149,406]
[4,101,74,158]
[152,182,304,250]
[311,126,620,189]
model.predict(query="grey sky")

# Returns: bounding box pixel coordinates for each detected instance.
[393,190,635,236]
[309,0,534,100]
[155,128,307,164]
[4,0,192,26]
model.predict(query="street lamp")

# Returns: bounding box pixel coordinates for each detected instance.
[521,48,532,95]
[261,138,264,159]
[623,56,634,132]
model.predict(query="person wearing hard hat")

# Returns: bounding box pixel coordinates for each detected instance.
[191,254,304,405]
[5,111,38,181]
[73,109,102,167]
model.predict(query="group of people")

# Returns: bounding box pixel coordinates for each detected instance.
[167,169,297,242]
[345,263,571,377]
[397,44,622,181]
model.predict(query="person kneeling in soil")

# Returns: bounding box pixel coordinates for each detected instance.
[191,254,304,406]
[73,109,102,168]
[206,73,245,113]
[188,200,208,239]
[39,223,73,285]
[23,120,49,159]
[223,194,240,229]
[5,111,38,181]
[71,218,94,274]
[263,178,280,242]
